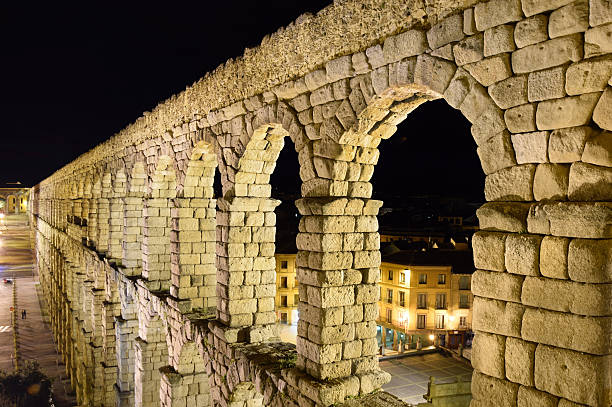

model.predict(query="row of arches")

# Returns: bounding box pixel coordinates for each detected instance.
[30,6,611,406]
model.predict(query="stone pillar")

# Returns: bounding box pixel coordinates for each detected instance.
[471,200,612,406]
[88,197,98,247]
[215,196,279,339]
[169,198,216,313]
[159,367,210,407]
[122,196,144,276]
[142,198,172,292]
[294,197,388,385]
[97,197,110,255]
[108,197,124,263]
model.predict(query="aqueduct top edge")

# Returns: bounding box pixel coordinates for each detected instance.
[39,0,476,186]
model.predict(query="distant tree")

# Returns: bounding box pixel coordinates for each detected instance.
[0,361,52,406]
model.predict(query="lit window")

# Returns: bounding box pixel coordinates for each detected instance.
[436,293,447,309]
[419,274,427,284]
[399,272,406,284]
[438,274,446,284]
[417,294,427,309]
[436,314,445,329]
[459,276,470,290]
[417,314,426,329]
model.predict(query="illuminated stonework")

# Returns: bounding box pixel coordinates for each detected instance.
[30,0,611,406]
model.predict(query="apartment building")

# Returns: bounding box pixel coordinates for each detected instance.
[377,249,473,350]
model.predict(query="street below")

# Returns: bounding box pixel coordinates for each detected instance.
[0,214,75,406]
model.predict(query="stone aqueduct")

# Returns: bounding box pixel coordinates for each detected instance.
[29,0,610,406]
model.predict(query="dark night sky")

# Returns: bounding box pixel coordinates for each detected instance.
[1,2,484,201]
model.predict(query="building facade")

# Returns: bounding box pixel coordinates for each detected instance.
[274,253,299,326]
[0,185,29,214]
[377,252,473,350]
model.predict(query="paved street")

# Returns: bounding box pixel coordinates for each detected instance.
[0,214,75,406]
[381,352,473,405]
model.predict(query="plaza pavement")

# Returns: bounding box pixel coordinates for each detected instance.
[381,352,473,405]
[0,214,76,406]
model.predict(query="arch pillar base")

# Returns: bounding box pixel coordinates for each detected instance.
[159,366,211,407]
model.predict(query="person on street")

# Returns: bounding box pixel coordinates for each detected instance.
[21,309,26,319]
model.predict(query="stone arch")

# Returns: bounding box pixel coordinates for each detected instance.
[135,290,170,407]
[116,278,139,405]
[143,156,177,292]
[170,141,218,311]
[123,161,147,276]
[159,340,209,407]
[215,108,308,336]
[96,171,113,255]
[109,168,128,262]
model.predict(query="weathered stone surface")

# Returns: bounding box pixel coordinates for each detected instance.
[582,130,612,167]
[528,66,566,102]
[527,203,551,234]
[504,103,536,133]
[533,163,570,200]
[471,106,507,144]
[474,0,523,31]
[535,93,600,130]
[535,344,611,406]
[584,22,612,57]
[473,297,524,337]
[505,337,536,386]
[523,308,612,355]
[453,34,484,66]
[472,270,524,302]
[514,15,548,48]
[472,231,507,271]
[471,371,519,407]
[548,126,592,163]
[476,202,531,232]
[540,236,570,279]
[568,161,612,200]
[517,386,558,407]
[484,164,536,201]
[484,24,515,57]
[505,233,542,276]
[477,131,517,174]
[521,0,574,16]
[383,30,428,64]
[522,276,612,316]
[544,202,612,238]
[511,34,583,74]
[465,54,512,86]
[489,75,528,109]
[511,131,548,164]
[565,56,612,95]
[414,54,456,95]
[426,14,464,49]
[472,332,505,379]
[568,238,612,282]
[548,0,589,38]
[590,0,612,26]
[593,87,612,131]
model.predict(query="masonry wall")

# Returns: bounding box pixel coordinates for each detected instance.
[31,0,611,406]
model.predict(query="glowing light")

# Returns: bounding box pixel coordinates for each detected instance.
[449,316,456,322]
[428,334,435,341]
